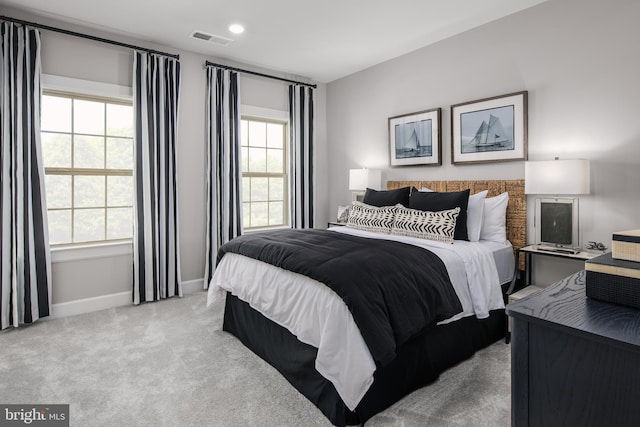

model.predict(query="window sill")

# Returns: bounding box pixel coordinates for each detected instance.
[243,225,290,234]
[50,241,133,263]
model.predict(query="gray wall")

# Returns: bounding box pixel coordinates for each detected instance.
[5,0,639,303]
[326,0,640,285]
[1,5,328,304]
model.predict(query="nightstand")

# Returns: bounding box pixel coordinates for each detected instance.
[505,245,602,343]
[508,284,544,304]
[327,221,346,228]
[507,245,600,294]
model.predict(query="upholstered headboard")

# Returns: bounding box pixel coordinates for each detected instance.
[386,180,526,253]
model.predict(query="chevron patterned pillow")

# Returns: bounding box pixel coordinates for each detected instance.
[346,202,397,234]
[391,205,461,243]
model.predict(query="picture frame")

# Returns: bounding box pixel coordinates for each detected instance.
[451,91,527,164]
[388,108,441,166]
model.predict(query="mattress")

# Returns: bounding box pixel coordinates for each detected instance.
[208,227,508,411]
[478,239,515,284]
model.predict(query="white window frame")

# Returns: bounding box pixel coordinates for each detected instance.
[240,105,290,231]
[42,75,134,263]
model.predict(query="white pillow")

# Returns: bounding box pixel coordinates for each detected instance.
[467,190,488,242]
[480,192,509,244]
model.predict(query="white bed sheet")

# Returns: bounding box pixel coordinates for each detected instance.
[207,227,506,411]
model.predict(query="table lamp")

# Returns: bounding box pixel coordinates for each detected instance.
[349,168,381,202]
[524,158,590,253]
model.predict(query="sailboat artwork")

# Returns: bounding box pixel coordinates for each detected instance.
[394,119,432,159]
[452,91,527,164]
[461,106,515,153]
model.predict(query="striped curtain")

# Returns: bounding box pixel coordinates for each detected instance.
[289,85,315,229]
[203,67,241,288]
[132,51,182,304]
[0,22,51,329]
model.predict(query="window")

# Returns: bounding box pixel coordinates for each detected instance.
[241,117,288,229]
[40,92,134,245]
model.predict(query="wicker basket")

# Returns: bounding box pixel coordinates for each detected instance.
[612,229,640,263]
[586,252,640,309]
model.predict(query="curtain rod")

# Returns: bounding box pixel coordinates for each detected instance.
[0,15,180,60]
[205,61,317,89]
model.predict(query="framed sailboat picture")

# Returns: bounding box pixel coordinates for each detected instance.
[389,108,441,166]
[451,91,527,164]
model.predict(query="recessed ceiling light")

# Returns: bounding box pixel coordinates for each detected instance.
[229,24,245,34]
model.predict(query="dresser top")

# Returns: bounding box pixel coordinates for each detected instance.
[507,270,640,350]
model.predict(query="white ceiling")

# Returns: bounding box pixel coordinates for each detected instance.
[1,0,547,83]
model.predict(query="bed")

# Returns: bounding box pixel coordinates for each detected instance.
[207,179,526,426]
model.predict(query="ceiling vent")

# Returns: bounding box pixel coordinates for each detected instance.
[190,31,232,46]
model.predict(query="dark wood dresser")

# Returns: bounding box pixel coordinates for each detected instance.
[507,270,640,427]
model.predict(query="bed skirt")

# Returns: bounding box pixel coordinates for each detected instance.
[222,293,506,426]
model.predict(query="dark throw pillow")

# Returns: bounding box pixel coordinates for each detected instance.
[362,186,410,208]
[409,188,471,241]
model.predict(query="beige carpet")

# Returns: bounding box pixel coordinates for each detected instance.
[0,292,510,426]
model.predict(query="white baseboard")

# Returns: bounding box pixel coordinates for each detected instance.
[50,291,132,319]
[182,278,206,294]
[50,278,206,319]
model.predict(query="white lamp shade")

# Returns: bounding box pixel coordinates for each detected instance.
[349,168,382,191]
[525,159,590,195]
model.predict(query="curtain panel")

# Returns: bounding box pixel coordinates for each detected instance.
[0,22,51,329]
[132,51,182,304]
[203,67,242,288]
[289,85,315,229]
